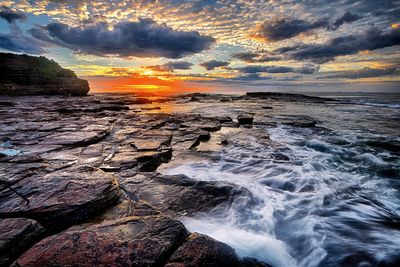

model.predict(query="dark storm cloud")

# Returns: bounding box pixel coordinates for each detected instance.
[30,18,215,58]
[163,61,193,70]
[254,18,329,41]
[253,10,366,42]
[0,6,26,24]
[0,33,46,54]
[317,67,398,79]
[330,11,362,30]
[278,28,400,63]
[232,52,259,61]
[200,60,230,70]
[147,61,193,72]
[237,64,319,74]
[232,52,280,63]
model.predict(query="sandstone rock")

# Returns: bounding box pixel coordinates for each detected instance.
[166,233,242,267]
[0,53,90,96]
[166,233,271,267]
[0,218,45,266]
[0,166,120,230]
[119,173,252,216]
[94,199,161,222]
[16,216,189,267]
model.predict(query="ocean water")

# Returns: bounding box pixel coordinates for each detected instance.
[159,93,400,267]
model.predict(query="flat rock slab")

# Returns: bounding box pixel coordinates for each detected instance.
[119,173,253,216]
[0,166,120,229]
[16,216,189,267]
[0,218,45,266]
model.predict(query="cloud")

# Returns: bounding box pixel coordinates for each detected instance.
[0,7,46,55]
[278,28,400,63]
[30,18,215,58]
[0,6,26,24]
[252,11,364,42]
[0,33,46,54]
[236,64,319,74]
[146,61,193,72]
[253,18,329,41]
[200,60,230,70]
[317,67,398,79]
[331,11,362,30]
[232,52,280,63]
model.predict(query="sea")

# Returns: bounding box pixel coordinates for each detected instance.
[157,92,400,267]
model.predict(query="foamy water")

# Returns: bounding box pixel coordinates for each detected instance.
[160,100,400,267]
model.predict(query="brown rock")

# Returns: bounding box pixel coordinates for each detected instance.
[0,218,45,266]
[119,173,253,216]
[166,233,242,267]
[166,233,270,267]
[16,216,189,267]
[0,166,120,230]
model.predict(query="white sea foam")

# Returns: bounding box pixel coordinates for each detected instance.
[161,124,400,267]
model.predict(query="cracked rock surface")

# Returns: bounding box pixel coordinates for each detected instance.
[0,93,329,266]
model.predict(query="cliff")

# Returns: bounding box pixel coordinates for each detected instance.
[0,53,90,96]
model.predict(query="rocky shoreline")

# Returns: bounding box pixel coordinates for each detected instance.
[0,93,333,266]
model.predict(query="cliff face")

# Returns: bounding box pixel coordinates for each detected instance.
[0,53,90,96]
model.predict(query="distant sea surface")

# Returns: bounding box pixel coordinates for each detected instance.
[158,91,400,267]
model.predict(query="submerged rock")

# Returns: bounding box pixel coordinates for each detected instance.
[0,52,89,96]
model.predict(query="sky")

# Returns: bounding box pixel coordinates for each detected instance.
[0,0,399,94]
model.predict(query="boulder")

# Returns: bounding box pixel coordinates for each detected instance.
[119,173,253,216]
[0,218,45,266]
[166,233,271,267]
[16,216,189,266]
[237,114,254,125]
[166,233,241,267]
[0,52,90,96]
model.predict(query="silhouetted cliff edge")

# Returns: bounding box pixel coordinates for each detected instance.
[0,53,89,96]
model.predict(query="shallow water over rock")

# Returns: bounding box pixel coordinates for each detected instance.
[160,94,400,267]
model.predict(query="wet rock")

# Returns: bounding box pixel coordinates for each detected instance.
[103,146,172,172]
[166,233,270,267]
[365,140,400,153]
[280,116,317,128]
[272,152,290,161]
[245,92,333,103]
[238,114,254,125]
[130,134,172,151]
[40,128,111,147]
[93,199,161,222]
[0,166,120,230]
[120,173,252,216]
[220,140,229,146]
[16,216,189,266]
[166,233,241,267]
[0,218,45,266]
